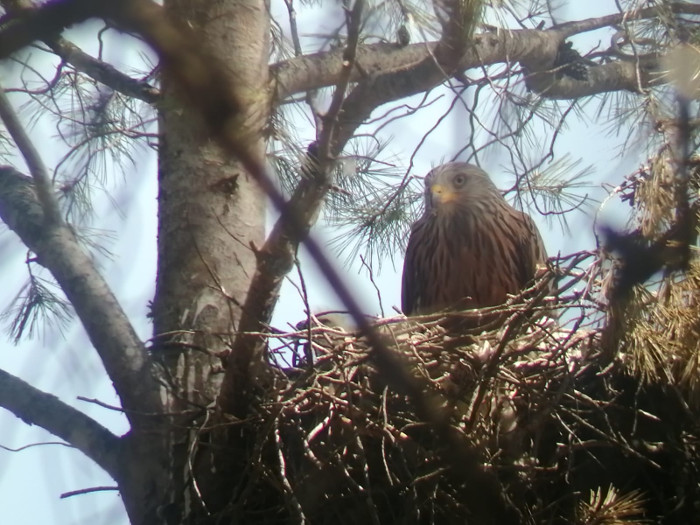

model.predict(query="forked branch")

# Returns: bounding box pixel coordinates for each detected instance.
[220,0,366,416]
[0,367,122,479]
[0,167,162,425]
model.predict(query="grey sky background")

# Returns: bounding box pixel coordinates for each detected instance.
[0,2,650,523]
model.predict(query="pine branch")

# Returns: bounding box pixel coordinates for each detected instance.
[554,2,700,38]
[577,485,648,524]
[0,367,122,479]
[271,4,700,103]
[0,167,162,425]
[3,272,72,342]
[523,50,662,99]
[0,83,61,224]
[45,36,159,103]
[0,0,159,103]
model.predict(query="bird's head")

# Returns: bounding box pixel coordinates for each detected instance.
[423,163,501,214]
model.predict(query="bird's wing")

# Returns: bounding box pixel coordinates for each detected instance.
[514,211,548,288]
[401,220,427,315]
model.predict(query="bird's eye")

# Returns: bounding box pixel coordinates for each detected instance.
[454,174,466,186]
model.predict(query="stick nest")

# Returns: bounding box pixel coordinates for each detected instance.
[203,252,700,524]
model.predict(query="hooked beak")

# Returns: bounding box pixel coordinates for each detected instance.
[430,183,457,205]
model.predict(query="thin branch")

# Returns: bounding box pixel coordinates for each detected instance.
[317,0,365,163]
[553,2,700,38]
[0,0,159,103]
[360,255,385,318]
[60,486,119,499]
[0,82,62,224]
[283,0,302,57]
[0,440,74,451]
[46,36,159,103]
[77,396,126,412]
[222,0,366,417]
[0,167,162,425]
[0,367,122,479]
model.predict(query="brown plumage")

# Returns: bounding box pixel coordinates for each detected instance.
[401,163,547,316]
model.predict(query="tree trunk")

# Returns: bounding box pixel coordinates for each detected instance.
[133,0,271,522]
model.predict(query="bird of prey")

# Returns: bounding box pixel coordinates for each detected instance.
[401,163,548,316]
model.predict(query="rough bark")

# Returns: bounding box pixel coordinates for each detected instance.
[154,0,269,395]
[149,0,271,521]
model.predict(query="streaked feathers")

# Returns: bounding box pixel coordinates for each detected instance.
[401,163,547,316]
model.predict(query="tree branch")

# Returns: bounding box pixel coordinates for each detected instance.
[271,43,426,101]
[271,2,700,103]
[221,0,367,416]
[0,0,159,103]
[0,167,162,426]
[554,2,700,38]
[317,0,365,162]
[0,0,103,59]
[45,36,159,103]
[0,367,122,479]
[525,55,662,99]
[0,82,61,224]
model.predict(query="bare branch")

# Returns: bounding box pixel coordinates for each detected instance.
[0,167,162,425]
[60,486,119,499]
[0,367,122,479]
